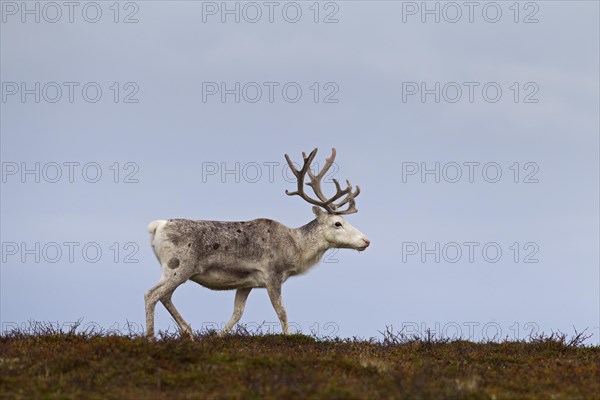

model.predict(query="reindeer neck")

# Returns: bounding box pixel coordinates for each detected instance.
[292,218,329,271]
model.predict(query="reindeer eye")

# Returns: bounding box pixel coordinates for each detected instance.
[334,222,343,228]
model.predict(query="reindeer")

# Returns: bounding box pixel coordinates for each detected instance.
[145,148,370,338]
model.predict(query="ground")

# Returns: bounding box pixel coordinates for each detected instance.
[0,324,598,399]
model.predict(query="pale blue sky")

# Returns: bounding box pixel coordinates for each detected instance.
[1,1,598,342]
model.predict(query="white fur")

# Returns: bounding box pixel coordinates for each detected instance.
[143,213,370,339]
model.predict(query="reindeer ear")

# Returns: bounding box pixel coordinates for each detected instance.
[312,206,326,219]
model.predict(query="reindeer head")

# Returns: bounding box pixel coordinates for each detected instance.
[285,148,370,252]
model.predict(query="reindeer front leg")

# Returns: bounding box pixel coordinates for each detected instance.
[267,281,290,335]
[220,287,252,335]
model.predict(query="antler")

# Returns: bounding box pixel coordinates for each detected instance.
[284,148,360,215]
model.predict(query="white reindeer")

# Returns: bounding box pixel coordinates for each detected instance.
[145,148,370,338]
